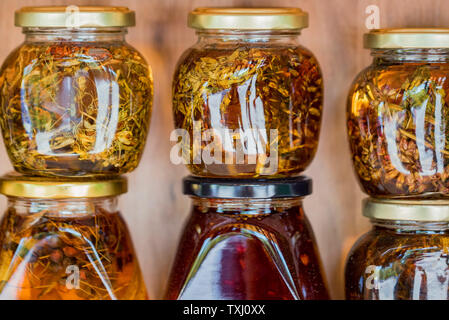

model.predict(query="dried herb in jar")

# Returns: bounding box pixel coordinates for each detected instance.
[0,42,153,176]
[173,46,323,178]
[348,63,449,197]
[0,202,147,300]
[345,224,449,300]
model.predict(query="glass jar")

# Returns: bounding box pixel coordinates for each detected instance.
[172,8,323,178]
[0,6,153,177]
[165,176,329,300]
[347,29,449,198]
[0,174,147,300]
[345,198,449,300]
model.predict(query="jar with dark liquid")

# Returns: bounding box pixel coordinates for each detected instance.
[0,175,147,300]
[346,198,449,300]
[166,176,329,300]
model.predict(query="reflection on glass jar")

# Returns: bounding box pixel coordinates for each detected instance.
[172,8,323,178]
[347,29,449,198]
[346,198,449,300]
[0,7,153,176]
[166,176,329,300]
[0,175,147,300]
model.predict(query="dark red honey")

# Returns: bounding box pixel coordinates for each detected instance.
[166,197,329,300]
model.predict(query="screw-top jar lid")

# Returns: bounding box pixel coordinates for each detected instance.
[188,7,308,30]
[0,174,127,199]
[15,6,136,28]
[363,198,449,221]
[183,176,312,199]
[364,28,449,49]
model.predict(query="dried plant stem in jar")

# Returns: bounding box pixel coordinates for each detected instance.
[0,200,147,300]
[0,42,153,176]
[346,221,449,300]
[348,62,449,197]
[173,46,323,178]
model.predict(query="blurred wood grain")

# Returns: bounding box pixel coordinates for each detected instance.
[0,0,447,299]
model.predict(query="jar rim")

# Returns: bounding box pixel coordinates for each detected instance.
[365,28,449,49]
[0,173,127,199]
[15,6,135,28]
[183,175,312,199]
[363,197,449,222]
[188,7,308,31]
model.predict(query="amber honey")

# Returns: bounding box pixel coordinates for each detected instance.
[0,198,147,300]
[172,8,323,178]
[0,174,147,300]
[0,6,153,177]
[345,198,449,300]
[348,29,449,198]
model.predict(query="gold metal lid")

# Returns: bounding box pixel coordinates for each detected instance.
[363,198,449,221]
[15,6,135,28]
[188,7,308,30]
[364,28,449,49]
[0,174,127,199]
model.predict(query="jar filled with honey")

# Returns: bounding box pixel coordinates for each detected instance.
[347,29,449,198]
[0,6,153,177]
[346,198,449,300]
[172,8,323,178]
[0,174,147,300]
[166,176,329,300]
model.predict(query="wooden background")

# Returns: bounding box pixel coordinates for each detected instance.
[0,0,447,299]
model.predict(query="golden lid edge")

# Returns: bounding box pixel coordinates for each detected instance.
[188,7,308,30]
[0,175,127,199]
[15,6,136,28]
[364,28,449,48]
[363,198,449,221]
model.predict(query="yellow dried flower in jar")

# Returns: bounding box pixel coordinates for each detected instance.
[172,8,323,178]
[348,29,449,198]
[0,175,147,300]
[0,6,153,176]
[346,198,449,300]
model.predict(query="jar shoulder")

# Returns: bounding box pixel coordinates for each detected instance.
[349,62,449,94]
[346,230,449,300]
[0,41,150,71]
[347,230,449,272]
[174,41,321,72]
